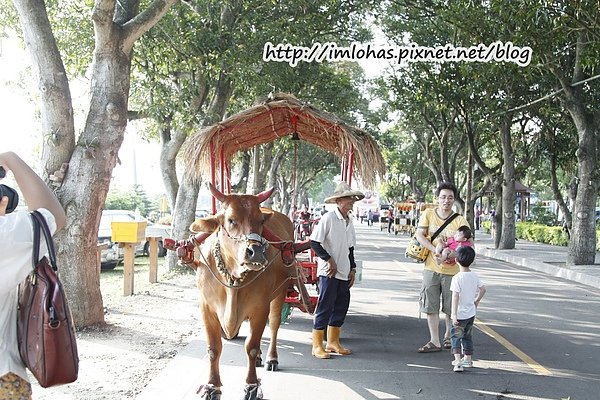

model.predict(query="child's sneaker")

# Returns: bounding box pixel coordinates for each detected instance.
[453,362,464,372]
[461,357,473,367]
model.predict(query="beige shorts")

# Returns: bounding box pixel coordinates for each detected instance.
[419,269,453,315]
[0,372,32,400]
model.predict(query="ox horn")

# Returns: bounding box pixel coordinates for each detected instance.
[208,183,226,202]
[256,187,275,204]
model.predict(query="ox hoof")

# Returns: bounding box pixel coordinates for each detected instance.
[255,356,263,368]
[264,359,279,371]
[197,384,222,400]
[241,383,263,400]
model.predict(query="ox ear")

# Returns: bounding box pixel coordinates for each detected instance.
[190,216,220,233]
[261,208,274,222]
[256,187,275,204]
[208,183,226,202]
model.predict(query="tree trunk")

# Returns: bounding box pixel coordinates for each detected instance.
[231,151,250,193]
[555,31,599,265]
[13,0,177,326]
[549,155,571,229]
[566,106,598,265]
[492,180,502,249]
[263,146,285,208]
[250,146,262,195]
[165,73,232,270]
[499,117,516,249]
[166,176,200,271]
[159,123,186,210]
[55,44,133,327]
[12,0,76,180]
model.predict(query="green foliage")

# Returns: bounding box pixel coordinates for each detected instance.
[373,0,600,210]
[528,203,557,226]
[131,0,377,137]
[104,185,154,217]
[483,220,600,250]
[515,222,569,246]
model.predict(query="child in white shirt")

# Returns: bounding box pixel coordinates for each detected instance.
[450,246,486,372]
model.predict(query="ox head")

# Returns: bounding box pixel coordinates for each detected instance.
[190,184,275,276]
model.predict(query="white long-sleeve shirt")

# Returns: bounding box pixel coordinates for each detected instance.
[0,208,55,381]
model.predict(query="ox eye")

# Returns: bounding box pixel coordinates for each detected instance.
[228,219,236,226]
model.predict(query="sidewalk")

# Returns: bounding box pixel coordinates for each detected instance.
[474,230,600,290]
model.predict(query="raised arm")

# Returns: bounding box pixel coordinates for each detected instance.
[0,152,66,230]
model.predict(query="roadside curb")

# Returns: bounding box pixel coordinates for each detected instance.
[478,246,600,290]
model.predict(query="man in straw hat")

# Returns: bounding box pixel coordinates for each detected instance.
[309,181,364,359]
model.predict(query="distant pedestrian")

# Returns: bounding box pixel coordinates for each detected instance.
[450,246,486,372]
[367,209,373,227]
[387,207,394,234]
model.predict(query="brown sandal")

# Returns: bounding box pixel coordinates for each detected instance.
[443,338,452,349]
[417,341,441,353]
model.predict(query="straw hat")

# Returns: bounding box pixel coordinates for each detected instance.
[324,182,365,204]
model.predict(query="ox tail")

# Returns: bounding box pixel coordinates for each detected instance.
[221,289,240,339]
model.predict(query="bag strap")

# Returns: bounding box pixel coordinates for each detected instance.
[30,210,58,271]
[430,212,460,242]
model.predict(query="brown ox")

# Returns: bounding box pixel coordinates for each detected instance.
[190,184,293,400]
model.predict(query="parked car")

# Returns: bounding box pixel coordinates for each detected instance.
[99,210,172,269]
[195,209,210,219]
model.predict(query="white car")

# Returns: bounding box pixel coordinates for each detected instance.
[99,210,172,269]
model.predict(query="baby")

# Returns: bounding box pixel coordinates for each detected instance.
[434,225,473,265]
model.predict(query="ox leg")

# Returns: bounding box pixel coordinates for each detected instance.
[197,306,223,398]
[264,293,285,371]
[241,311,269,400]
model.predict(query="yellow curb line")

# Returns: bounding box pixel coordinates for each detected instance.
[475,318,551,376]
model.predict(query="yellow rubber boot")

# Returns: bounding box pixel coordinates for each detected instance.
[326,326,352,355]
[311,329,331,359]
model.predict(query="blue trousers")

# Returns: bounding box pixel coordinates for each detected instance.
[451,316,475,355]
[313,276,351,330]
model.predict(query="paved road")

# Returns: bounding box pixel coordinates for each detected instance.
[138,223,600,400]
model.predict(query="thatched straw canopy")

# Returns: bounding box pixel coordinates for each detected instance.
[184,93,385,188]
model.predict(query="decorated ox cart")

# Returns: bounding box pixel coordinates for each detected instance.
[394,202,416,235]
[165,93,384,400]
[394,202,436,235]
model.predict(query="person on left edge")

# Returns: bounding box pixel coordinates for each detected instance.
[309,182,364,359]
[0,152,66,399]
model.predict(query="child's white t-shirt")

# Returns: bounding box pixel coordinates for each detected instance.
[450,271,484,320]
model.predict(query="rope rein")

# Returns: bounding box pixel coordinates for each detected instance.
[193,230,296,291]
